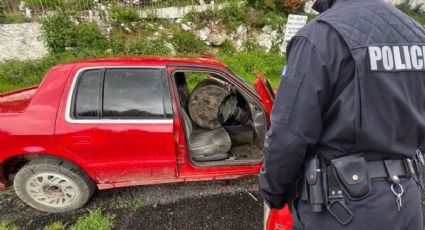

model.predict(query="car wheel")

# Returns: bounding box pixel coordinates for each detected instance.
[13,157,96,213]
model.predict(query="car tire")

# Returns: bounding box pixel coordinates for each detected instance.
[13,157,96,213]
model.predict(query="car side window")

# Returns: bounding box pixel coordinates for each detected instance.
[103,69,165,119]
[74,69,103,118]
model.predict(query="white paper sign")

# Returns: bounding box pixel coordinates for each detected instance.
[284,14,308,41]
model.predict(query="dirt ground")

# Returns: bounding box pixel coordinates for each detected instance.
[0,176,424,230]
[0,177,263,230]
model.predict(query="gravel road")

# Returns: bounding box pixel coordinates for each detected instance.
[0,177,263,230]
[0,176,424,230]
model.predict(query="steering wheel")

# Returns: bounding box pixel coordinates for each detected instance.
[218,94,239,125]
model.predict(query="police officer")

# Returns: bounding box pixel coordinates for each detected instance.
[259,0,425,229]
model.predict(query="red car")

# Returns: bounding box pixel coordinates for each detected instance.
[0,55,292,228]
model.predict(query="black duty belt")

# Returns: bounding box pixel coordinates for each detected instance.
[367,159,414,180]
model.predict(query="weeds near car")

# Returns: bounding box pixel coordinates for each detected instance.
[0,221,18,230]
[70,209,114,230]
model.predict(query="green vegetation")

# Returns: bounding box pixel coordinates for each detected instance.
[171,30,208,54]
[112,196,145,211]
[110,4,140,25]
[397,0,425,26]
[42,222,66,230]
[0,221,18,230]
[0,12,28,24]
[219,49,285,87]
[0,209,114,230]
[40,13,108,53]
[183,1,286,30]
[23,0,93,11]
[70,209,114,230]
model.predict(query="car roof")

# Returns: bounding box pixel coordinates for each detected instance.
[66,56,228,69]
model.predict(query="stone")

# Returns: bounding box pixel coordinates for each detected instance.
[257,33,273,52]
[198,27,211,41]
[165,42,176,55]
[303,0,319,14]
[181,23,191,31]
[24,8,32,19]
[208,33,226,46]
[262,25,273,34]
[0,23,48,62]
[279,41,288,54]
[236,25,247,38]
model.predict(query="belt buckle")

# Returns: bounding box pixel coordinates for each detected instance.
[404,159,415,177]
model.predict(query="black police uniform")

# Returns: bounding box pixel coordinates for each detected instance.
[259,0,425,229]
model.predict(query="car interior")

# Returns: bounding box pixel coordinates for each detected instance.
[173,70,267,166]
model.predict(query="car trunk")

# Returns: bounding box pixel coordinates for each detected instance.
[0,86,38,113]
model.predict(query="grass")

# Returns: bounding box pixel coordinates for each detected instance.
[42,222,66,230]
[0,12,28,24]
[0,49,284,94]
[219,50,285,87]
[112,196,145,211]
[0,221,18,230]
[0,209,114,230]
[70,209,114,230]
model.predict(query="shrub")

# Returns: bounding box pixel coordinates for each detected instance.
[40,13,108,53]
[110,4,139,25]
[171,30,207,54]
[282,0,303,14]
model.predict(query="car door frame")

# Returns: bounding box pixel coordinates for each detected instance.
[166,64,266,180]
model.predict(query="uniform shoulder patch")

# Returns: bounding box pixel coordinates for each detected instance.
[368,45,425,72]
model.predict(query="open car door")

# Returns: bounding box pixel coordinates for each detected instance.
[253,71,275,118]
[253,71,294,230]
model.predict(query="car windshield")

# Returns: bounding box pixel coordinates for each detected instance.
[227,69,255,93]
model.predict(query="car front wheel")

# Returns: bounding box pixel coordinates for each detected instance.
[13,157,96,213]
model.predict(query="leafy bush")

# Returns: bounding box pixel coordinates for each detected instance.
[110,4,139,25]
[183,2,249,30]
[171,30,207,54]
[40,13,108,53]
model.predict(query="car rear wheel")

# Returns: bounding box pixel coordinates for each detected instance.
[13,157,96,213]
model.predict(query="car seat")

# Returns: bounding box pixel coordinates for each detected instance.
[175,73,231,162]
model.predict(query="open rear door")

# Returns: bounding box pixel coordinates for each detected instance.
[253,71,275,118]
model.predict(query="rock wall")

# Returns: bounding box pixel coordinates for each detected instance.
[0,23,48,62]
